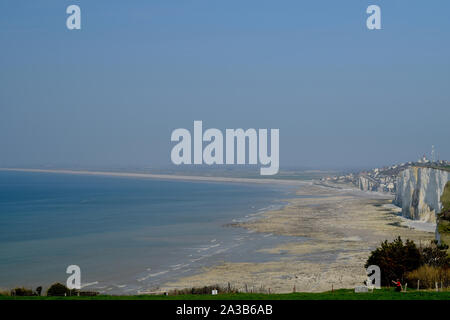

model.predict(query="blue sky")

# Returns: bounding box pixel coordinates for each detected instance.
[1,1,449,169]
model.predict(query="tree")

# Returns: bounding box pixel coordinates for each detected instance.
[46,283,69,296]
[365,237,422,286]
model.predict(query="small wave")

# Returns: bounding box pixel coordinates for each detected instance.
[137,270,169,282]
[170,263,190,270]
[196,243,221,252]
[148,270,169,277]
[257,203,285,213]
[80,281,98,288]
[213,248,229,254]
[190,256,209,262]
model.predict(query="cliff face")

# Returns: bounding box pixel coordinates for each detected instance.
[358,175,377,192]
[394,167,450,223]
[357,175,396,193]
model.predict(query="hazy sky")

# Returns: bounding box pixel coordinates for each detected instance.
[1,1,449,169]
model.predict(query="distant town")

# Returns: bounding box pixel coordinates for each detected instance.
[322,147,450,194]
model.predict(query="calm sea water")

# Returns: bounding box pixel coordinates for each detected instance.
[0,171,298,293]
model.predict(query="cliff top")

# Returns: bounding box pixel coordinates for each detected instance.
[415,164,450,173]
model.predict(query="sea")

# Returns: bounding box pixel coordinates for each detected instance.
[0,170,300,293]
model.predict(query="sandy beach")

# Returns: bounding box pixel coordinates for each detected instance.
[161,182,435,293]
[0,168,306,186]
[1,168,435,293]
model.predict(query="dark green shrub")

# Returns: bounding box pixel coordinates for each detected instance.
[365,237,422,286]
[11,287,33,296]
[46,283,69,296]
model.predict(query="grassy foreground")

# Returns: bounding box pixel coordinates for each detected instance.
[1,289,450,300]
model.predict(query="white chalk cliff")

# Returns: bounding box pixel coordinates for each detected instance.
[394,167,450,223]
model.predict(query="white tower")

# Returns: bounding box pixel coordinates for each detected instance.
[431,145,436,163]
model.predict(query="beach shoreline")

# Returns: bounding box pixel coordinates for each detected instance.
[0,168,308,186]
[0,169,300,294]
[0,168,435,294]
[160,182,435,293]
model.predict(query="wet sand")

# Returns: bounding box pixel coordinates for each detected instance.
[162,182,434,293]
[1,168,435,293]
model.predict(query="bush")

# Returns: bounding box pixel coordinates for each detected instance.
[11,287,34,296]
[169,284,239,295]
[46,283,70,296]
[365,237,422,286]
[420,240,450,268]
[439,209,450,221]
[406,265,450,289]
[441,182,450,213]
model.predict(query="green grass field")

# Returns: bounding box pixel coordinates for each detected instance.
[1,289,449,300]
